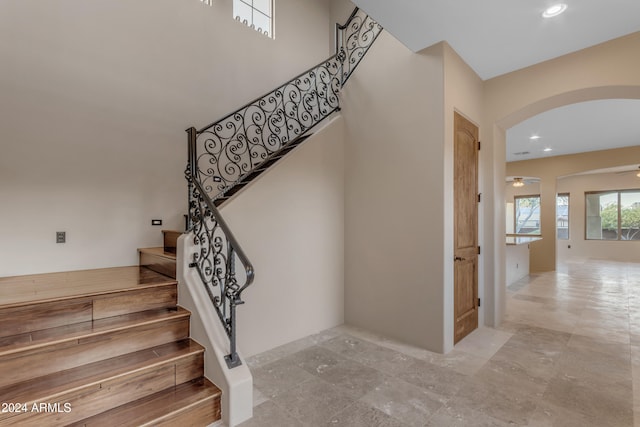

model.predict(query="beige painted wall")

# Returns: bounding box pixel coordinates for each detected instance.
[341,32,446,352]
[483,31,640,324]
[0,0,332,276]
[0,0,333,276]
[507,146,640,270]
[221,117,345,357]
[443,44,484,351]
[340,31,482,352]
[505,182,541,204]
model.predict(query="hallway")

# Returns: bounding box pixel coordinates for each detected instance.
[241,260,639,426]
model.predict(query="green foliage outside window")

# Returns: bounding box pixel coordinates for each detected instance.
[586,190,640,241]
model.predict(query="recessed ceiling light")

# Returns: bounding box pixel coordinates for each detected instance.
[530,135,541,140]
[543,147,553,152]
[542,4,567,18]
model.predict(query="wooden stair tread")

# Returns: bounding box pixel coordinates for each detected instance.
[0,339,204,404]
[138,247,177,260]
[0,266,176,309]
[0,307,190,357]
[70,378,221,427]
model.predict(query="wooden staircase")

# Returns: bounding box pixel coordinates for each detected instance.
[0,242,221,426]
[138,230,180,279]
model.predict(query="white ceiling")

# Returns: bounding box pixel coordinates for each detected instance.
[353,0,640,164]
[506,99,640,162]
[353,0,640,80]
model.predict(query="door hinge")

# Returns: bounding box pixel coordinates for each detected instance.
[478,298,481,307]
[477,140,481,150]
[477,193,481,203]
[477,246,481,255]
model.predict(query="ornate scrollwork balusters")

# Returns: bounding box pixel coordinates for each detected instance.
[337,9,382,84]
[185,7,381,369]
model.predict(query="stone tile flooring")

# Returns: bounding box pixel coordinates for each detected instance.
[240,259,640,426]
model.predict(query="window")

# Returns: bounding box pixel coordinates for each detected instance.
[514,195,541,235]
[557,193,569,240]
[233,0,274,38]
[586,190,640,240]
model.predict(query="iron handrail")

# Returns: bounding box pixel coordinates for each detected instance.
[196,53,340,135]
[190,177,255,294]
[185,7,382,368]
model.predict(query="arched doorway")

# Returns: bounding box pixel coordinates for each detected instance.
[488,87,640,328]
[480,32,640,328]
[504,99,640,272]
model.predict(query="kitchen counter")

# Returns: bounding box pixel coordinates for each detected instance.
[506,235,542,246]
[505,235,541,286]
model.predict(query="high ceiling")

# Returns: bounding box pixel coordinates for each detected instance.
[353,0,640,80]
[353,0,640,163]
[506,100,640,162]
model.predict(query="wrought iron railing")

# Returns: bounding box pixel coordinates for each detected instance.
[185,7,381,368]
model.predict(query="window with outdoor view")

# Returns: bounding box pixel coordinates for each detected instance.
[514,195,541,235]
[586,190,640,240]
[557,193,569,240]
[233,0,274,38]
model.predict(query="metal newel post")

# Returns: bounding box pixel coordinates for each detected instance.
[225,296,242,368]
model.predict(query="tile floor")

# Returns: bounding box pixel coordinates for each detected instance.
[240,259,640,426]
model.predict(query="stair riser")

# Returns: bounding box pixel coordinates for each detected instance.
[0,300,92,339]
[93,286,177,320]
[0,318,189,389]
[144,397,220,427]
[163,230,181,254]
[139,252,176,279]
[0,352,204,427]
[0,285,177,339]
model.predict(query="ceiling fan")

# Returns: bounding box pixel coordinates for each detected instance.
[506,176,540,187]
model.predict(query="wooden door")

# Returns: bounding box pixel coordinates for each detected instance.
[454,112,479,344]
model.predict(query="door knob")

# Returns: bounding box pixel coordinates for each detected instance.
[454,256,466,261]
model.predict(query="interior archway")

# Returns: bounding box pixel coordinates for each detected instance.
[488,85,640,328]
[504,97,640,272]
